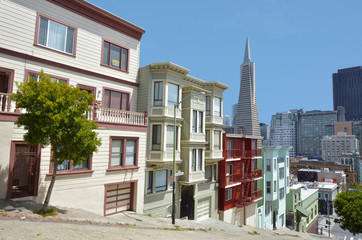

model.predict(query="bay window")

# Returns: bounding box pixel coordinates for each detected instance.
[166,126,178,151]
[213,97,221,116]
[167,83,179,106]
[191,149,203,172]
[153,81,163,106]
[192,110,203,133]
[152,125,161,151]
[214,130,221,149]
[37,15,76,55]
[205,96,211,116]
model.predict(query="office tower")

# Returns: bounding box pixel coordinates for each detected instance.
[297,109,343,158]
[260,123,270,146]
[269,111,298,157]
[223,115,230,126]
[333,66,362,121]
[231,103,238,126]
[322,132,358,162]
[234,38,261,137]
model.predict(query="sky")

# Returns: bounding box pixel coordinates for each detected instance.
[89,0,362,124]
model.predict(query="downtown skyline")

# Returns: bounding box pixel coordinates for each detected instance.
[88,0,362,124]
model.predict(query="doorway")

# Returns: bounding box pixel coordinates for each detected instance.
[180,185,194,220]
[7,142,40,198]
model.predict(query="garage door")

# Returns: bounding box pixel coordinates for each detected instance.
[197,197,210,221]
[104,182,134,216]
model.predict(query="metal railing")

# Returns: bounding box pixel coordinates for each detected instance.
[248,169,262,179]
[251,189,263,200]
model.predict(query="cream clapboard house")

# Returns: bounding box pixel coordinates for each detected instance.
[138,63,228,220]
[0,0,147,216]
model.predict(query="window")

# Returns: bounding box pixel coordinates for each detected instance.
[324,193,329,199]
[266,181,271,193]
[227,164,233,175]
[266,159,271,172]
[279,187,285,199]
[192,110,203,133]
[155,170,167,192]
[28,72,68,84]
[153,81,163,106]
[0,69,14,94]
[279,167,284,179]
[213,97,221,116]
[273,159,277,171]
[198,112,203,133]
[191,149,203,172]
[214,131,221,150]
[205,165,212,182]
[152,125,161,151]
[273,180,276,193]
[205,96,211,116]
[318,193,321,199]
[147,169,172,194]
[110,138,138,169]
[166,126,178,150]
[56,157,90,172]
[167,83,179,106]
[37,15,76,55]
[147,171,153,194]
[102,40,128,71]
[225,188,232,201]
[205,130,210,150]
[104,89,129,110]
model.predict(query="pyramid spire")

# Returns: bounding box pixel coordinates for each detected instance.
[243,37,251,64]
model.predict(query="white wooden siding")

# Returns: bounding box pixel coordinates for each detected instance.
[0,0,140,83]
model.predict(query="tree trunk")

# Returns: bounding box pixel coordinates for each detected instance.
[41,159,58,211]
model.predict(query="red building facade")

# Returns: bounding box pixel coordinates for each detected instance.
[218,132,263,217]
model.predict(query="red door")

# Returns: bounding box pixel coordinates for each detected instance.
[7,142,40,198]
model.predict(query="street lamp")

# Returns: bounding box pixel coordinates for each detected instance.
[172,91,205,224]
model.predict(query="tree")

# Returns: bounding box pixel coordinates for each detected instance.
[333,183,362,235]
[11,70,101,211]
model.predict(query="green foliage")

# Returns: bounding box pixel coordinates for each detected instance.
[333,184,362,235]
[34,208,58,217]
[11,70,101,165]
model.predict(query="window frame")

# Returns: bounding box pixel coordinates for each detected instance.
[225,188,232,201]
[214,130,221,150]
[166,125,178,151]
[152,124,161,151]
[25,69,69,85]
[48,151,93,176]
[102,87,130,111]
[191,149,203,172]
[153,81,163,106]
[167,82,179,107]
[108,136,139,171]
[146,169,172,194]
[0,67,14,94]
[101,38,129,72]
[266,181,271,193]
[34,13,77,57]
[205,96,211,116]
[266,159,271,172]
[213,97,221,117]
[192,110,204,133]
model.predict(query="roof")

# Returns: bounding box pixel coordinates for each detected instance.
[47,0,145,40]
[301,188,318,201]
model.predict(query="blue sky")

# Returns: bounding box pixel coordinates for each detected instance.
[89,0,362,124]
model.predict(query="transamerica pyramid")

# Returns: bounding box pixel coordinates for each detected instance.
[234,38,261,137]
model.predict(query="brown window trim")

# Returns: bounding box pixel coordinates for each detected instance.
[77,84,97,105]
[102,86,130,110]
[100,38,129,73]
[25,69,70,86]
[0,67,14,94]
[108,136,139,171]
[34,12,78,57]
[48,150,93,175]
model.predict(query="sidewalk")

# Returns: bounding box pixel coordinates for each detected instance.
[0,199,330,240]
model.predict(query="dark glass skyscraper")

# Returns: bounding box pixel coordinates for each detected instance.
[333,66,362,121]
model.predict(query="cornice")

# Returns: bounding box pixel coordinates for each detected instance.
[46,0,145,40]
[149,62,189,77]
